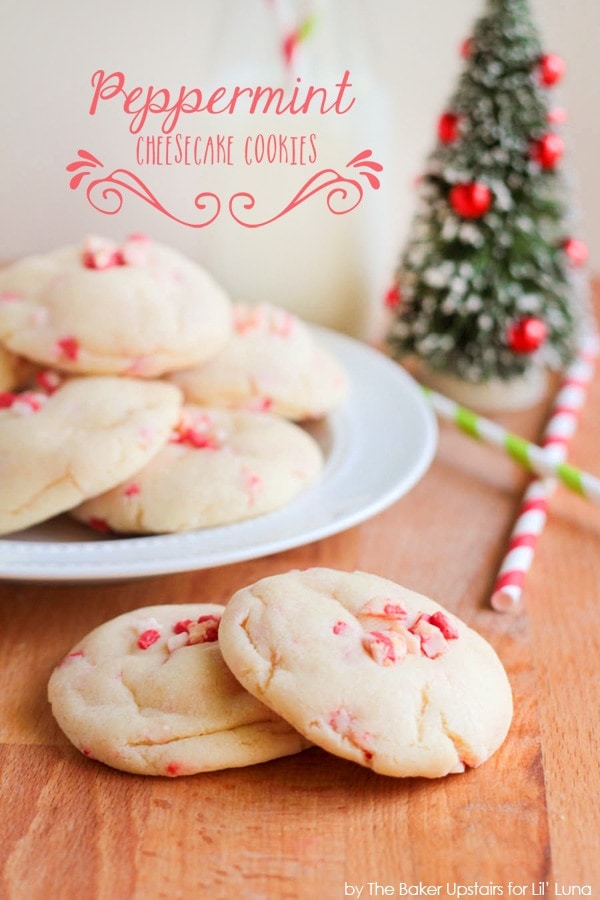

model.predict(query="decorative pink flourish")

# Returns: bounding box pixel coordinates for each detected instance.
[229,148,382,228]
[67,147,381,229]
[66,149,220,228]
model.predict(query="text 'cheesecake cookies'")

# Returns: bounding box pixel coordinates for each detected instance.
[218,568,513,779]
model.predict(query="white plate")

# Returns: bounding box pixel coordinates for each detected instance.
[0,330,437,582]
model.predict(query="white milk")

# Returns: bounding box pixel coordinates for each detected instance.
[192,1,394,339]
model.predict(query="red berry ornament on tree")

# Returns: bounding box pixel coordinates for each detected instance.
[460,37,473,59]
[531,133,564,169]
[438,112,460,144]
[539,53,566,87]
[449,182,492,218]
[507,317,547,354]
[384,284,401,310]
[563,238,589,267]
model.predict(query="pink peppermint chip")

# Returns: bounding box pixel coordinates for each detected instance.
[362,629,408,666]
[357,597,409,621]
[35,369,62,394]
[137,629,161,650]
[176,427,219,449]
[187,615,221,645]
[118,235,151,267]
[246,396,274,413]
[410,618,449,659]
[428,611,460,640]
[0,392,17,409]
[87,517,112,533]
[0,390,47,415]
[56,336,80,361]
[83,246,123,270]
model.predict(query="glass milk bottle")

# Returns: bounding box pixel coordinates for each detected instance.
[194,0,394,340]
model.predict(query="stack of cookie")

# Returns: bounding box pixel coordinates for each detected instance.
[0,234,347,536]
[48,568,514,779]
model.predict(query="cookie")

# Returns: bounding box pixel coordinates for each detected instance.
[0,375,182,535]
[0,235,232,376]
[218,568,513,778]
[169,302,348,420]
[71,405,324,534]
[48,604,309,776]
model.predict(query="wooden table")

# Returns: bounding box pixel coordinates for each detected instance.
[1,332,599,899]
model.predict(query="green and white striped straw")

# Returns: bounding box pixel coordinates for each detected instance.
[423,387,600,504]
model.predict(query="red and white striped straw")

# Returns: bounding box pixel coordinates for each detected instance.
[490,330,600,612]
[264,0,317,73]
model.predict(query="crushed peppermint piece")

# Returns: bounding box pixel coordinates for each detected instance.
[427,611,459,640]
[242,467,262,504]
[233,305,263,333]
[390,622,422,655]
[362,630,408,666]
[82,234,150,269]
[358,605,459,665]
[333,620,349,635]
[327,707,375,762]
[123,482,141,497]
[167,632,190,653]
[410,618,449,659]
[246,396,274,413]
[137,629,161,650]
[118,236,151,266]
[169,426,219,449]
[169,413,220,449]
[357,597,409,620]
[328,706,354,733]
[9,391,48,415]
[85,247,122,269]
[87,517,112,533]
[56,336,80,361]
[173,619,194,635]
[0,392,17,409]
[187,615,221,644]
[35,369,62,394]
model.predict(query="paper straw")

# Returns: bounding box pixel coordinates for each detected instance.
[264,0,317,74]
[490,332,600,612]
[422,368,600,504]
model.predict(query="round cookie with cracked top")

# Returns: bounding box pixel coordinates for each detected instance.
[218,568,513,779]
[0,235,232,376]
[169,302,348,420]
[48,604,309,776]
[71,405,323,534]
[0,375,182,535]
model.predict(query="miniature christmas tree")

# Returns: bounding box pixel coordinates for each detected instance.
[386,0,588,409]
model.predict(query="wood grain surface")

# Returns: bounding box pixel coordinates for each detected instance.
[1,315,599,899]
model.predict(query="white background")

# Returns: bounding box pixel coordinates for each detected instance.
[1,0,597,334]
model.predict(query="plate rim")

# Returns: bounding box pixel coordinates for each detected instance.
[0,328,438,582]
